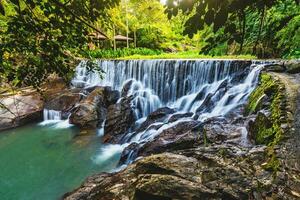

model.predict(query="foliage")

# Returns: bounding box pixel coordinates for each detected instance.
[118,51,256,60]
[166,0,300,58]
[82,48,162,59]
[0,0,119,88]
[0,0,298,90]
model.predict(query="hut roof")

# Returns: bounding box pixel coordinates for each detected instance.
[88,32,107,40]
[114,35,133,41]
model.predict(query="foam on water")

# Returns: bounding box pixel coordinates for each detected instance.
[40,109,73,129]
[72,60,264,164]
[91,144,127,165]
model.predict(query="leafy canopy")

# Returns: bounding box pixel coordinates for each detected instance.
[166,0,300,57]
[0,0,119,88]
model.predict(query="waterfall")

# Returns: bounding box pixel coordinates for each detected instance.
[72,60,254,118]
[72,59,263,164]
[40,109,72,129]
[43,109,62,121]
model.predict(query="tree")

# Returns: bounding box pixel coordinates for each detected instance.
[0,0,119,88]
[166,0,300,57]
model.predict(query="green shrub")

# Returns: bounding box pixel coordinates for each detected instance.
[81,48,162,59]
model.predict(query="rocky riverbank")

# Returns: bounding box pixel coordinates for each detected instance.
[1,59,300,200]
[62,60,300,200]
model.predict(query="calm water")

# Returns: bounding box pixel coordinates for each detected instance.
[0,123,121,200]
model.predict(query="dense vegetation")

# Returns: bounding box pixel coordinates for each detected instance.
[82,48,162,59]
[0,0,299,88]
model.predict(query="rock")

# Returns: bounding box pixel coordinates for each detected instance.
[265,63,286,73]
[103,96,136,144]
[69,87,118,129]
[196,80,228,114]
[64,147,275,200]
[136,121,201,158]
[128,116,251,162]
[85,86,120,105]
[285,60,300,74]
[0,89,44,131]
[137,107,175,132]
[45,89,81,113]
[121,80,134,97]
[168,112,193,123]
[119,142,139,164]
[247,111,273,144]
[41,76,67,101]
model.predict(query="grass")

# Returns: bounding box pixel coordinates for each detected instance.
[118,50,257,60]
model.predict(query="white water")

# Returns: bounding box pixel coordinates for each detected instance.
[39,109,73,129]
[72,60,264,164]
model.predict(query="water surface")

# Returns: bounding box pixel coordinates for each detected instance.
[0,123,121,200]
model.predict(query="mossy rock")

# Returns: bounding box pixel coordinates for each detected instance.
[245,74,278,115]
[246,73,286,146]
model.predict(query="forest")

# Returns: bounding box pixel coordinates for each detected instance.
[0,1,300,200]
[0,0,299,88]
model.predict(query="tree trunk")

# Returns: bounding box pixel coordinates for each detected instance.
[134,30,137,48]
[253,7,265,55]
[113,25,116,51]
[239,11,246,54]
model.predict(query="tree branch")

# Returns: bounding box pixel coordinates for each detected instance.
[49,0,108,38]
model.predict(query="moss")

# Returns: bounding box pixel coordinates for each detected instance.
[246,73,288,173]
[264,147,280,172]
[245,74,278,115]
[246,73,286,146]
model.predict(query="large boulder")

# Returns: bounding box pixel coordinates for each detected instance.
[285,60,300,74]
[136,107,175,132]
[45,89,81,115]
[41,76,68,101]
[134,117,248,160]
[0,89,44,131]
[103,96,136,143]
[69,87,119,129]
[137,120,201,157]
[64,145,283,200]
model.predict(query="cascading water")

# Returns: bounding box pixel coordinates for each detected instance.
[43,109,62,121]
[40,109,72,129]
[72,59,263,164]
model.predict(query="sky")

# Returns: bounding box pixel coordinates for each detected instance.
[160,0,167,5]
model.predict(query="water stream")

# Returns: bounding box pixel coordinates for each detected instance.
[72,59,263,163]
[0,59,264,199]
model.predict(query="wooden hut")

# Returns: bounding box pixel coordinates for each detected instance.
[88,32,108,50]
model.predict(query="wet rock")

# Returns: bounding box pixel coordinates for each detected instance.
[69,87,118,129]
[45,89,81,113]
[285,60,300,74]
[137,107,175,132]
[196,80,228,114]
[41,76,67,101]
[247,111,273,144]
[137,120,201,157]
[121,80,134,97]
[103,96,136,144]
[265,63,286,73]
[0,89,44,131]
[119,142,139,164]
[64,147,275,200]
[168,112,193,123]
